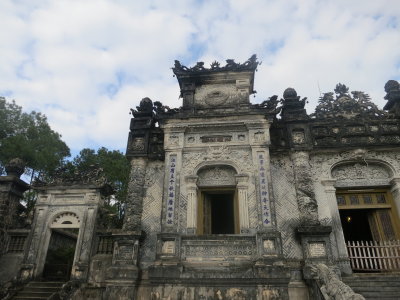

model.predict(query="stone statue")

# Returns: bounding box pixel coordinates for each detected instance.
[310,264,365,300]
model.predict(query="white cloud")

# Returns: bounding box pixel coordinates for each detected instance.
[0,0,399,154]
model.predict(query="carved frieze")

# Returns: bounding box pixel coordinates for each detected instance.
[182,146,253,175]
[332,163,390,180]
[197,166,236,187]
[194,84,248,107]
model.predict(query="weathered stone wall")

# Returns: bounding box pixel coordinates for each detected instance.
[139,161,164,268]
[0,253,24,283]
[270,154,303,260]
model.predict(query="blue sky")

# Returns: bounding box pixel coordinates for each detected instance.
[1,0,399,157]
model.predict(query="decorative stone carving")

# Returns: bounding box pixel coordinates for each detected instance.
[168,135,179,146]
[292,130,305,145]
[312,83,386,119]
[51,212,80,228]
[261,289,280,300]
[172,54,259,75]
[254,131,266,142]
[197,166,236,187]
[123,158,147,231]
[263,239,276,252]
[161,241,175,254]
[310,264,365,300]
[291,151,319,224]
[182,236,256,259]
[34,164,110,189]
[132,137,145,151]
[5,158,25,177]
[332,163,390,180]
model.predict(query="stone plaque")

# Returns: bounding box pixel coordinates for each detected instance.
[263,239,276,253]
[308,242,326,257]
[117,245,133,260]
[161,241,175,254]
[201,135,232,143]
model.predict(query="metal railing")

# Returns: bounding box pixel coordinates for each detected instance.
[346,240,400,271]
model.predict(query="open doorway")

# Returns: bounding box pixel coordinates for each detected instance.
[42,228,78,281]
[197,190,238,234]
[339,209,373,242]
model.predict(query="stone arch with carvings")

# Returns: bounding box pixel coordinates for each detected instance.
[330,159,395,187]
[50,211,81,228]
[196,164,238,187]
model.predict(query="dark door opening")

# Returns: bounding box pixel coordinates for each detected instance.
[340,209,373,242]
[43,228,78,281]
[200,191,236,234]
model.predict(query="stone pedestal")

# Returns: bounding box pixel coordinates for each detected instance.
[105,231,142,299]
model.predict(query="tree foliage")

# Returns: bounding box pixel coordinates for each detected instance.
[0,97,70,180]
[66,147,130,227]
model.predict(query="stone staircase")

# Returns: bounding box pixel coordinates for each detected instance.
[12,281,64,300]
[343,274,400,300]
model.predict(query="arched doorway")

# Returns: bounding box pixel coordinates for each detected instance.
[43,212,80,281]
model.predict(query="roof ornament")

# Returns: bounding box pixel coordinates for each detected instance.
[312,83,386,119]
[172,54,260,75]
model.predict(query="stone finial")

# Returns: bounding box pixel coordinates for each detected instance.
[384,80,400,93]
[383,80,400,115]
[283,87,297,99]
[137,97,153,112]
[280,87,308,121]
[5,158,25,178]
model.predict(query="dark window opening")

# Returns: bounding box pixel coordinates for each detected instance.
[203,192,235,234]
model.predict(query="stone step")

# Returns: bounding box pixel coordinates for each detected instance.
[23,287,60,293]
[343,275,400,300]
[13,297,49,300]
[12,281,65,300]
[26,281,64,288]
[17,291,55,297]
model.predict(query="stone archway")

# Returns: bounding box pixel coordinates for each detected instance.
[43,212,81,281]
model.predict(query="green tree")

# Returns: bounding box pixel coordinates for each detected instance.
[69,147,130,227]
[0,97,70,180]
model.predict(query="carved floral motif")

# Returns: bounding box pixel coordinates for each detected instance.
[182,146,253,175]
[197,166,236,187]
[331,163,390,180]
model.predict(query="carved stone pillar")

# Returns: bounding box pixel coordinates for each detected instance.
[290,151,318,224]
[390,178,400,219]
[236,174,250,233]
[123,157,148,231]
[186,176,198,233]
[321,179,352,274]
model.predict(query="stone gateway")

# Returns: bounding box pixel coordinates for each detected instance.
[2,56,400,299]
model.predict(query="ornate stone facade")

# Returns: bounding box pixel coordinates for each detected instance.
[2,59,400,299]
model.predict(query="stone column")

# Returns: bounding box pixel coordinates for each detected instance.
[390,178,400,219]
[186,176,198,233]
[321,179,352,274]
[290,151,318,224]
[123,157,148,231]
[235,174,250,233]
